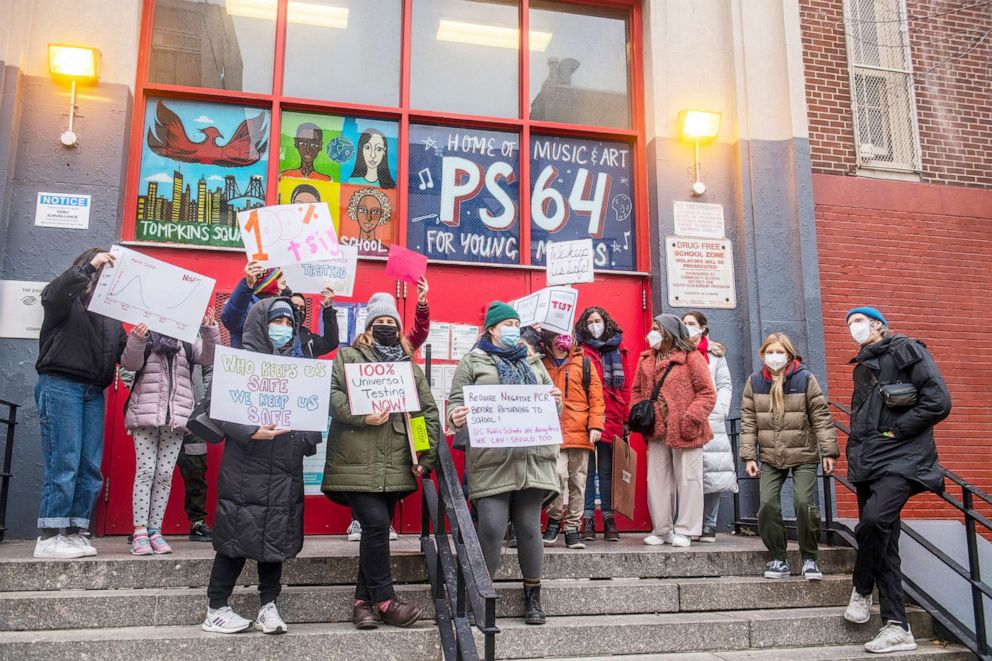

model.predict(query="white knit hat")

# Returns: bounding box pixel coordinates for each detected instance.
[365,292,402,330]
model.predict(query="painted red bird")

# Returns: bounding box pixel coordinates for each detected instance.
[146,101,268,167]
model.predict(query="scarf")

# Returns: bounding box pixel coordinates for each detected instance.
[150,331,180,357]
[478,337,537,385]
[372,340,407,363]
[585,332,625,389]
[696,335,710,365]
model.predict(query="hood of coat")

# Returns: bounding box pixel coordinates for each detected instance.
[243,296,298,355]
[850,333,921,365]
[708,341,727,358]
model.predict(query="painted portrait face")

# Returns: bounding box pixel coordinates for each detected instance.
[291,189,319,204]
[356,194,383,233]
[294,126,322,163]
[363,133,386,172]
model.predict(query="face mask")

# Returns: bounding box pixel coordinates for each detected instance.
[686,326,703,339]
[850,321,872,345]
[764,354,789,372]
[268,324,293,349]
[646,330,663,350]
[372,324,400,346]
[498,326,520,348]
[280,287,293,297]
[553,334,574,353]
[588,323,605,339]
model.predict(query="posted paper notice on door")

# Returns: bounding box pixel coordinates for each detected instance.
[464,384,563,449]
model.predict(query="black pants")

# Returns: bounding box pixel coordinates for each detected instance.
[207,553,283,610]
[346,491,401,603]
[177,440,208,523]
[853,474,920,624]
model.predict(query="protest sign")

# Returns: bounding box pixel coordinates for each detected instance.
[545,238,594,286]
[344,361,422,415]
[210,346,332,432]
[237,202,340,268]
[464,385,563,449]
[281,243,358,296]
[511,286,578,335]
[88,245,215,344]
[384,244,428,285]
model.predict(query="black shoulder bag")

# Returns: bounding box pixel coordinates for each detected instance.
[627,362,676,436]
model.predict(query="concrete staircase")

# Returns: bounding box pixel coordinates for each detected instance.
[0,535,974,660]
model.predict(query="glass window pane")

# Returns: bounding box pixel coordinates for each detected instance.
[283,0,401,106]
[411,0,518,118]
[279,111,399,257]
[148,0,275,93]
[528,2,631,129]
[530,135,635,271]
[408,124,520,264]
[135,98,270,249]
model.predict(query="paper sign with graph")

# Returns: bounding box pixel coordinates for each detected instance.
[87,245,215,344]
[236,202,341,268]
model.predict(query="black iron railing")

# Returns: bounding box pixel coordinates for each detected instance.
[0,399,19,543]
[730,403,991,660]
[421,346,499,661]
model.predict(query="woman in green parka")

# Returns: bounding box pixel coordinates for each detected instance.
[323,292,439,631]
[447,301,562,626]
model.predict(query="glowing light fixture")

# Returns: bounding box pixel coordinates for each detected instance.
[436,20,552,51]
[225,0,349,29]
[48,44,100,148]
[677,110,721,196]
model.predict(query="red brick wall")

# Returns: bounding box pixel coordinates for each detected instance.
[815,174,992,518]
[800,0,992,189]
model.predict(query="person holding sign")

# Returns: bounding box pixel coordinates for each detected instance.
[289,290,339,358]
[447,302,563,626]
[33,249,127,560]
[323,292,439,631]
[632,314,716,548]
[220,261,291,349]
[202,297,321,635]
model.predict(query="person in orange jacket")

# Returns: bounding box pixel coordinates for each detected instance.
[538,330,605,550]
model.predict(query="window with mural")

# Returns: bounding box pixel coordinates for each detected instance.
[125,0,644,272]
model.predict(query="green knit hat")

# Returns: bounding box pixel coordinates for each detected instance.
[484,301,519,329]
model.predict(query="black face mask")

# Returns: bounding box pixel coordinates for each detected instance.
[371,324,400,346]
[281,287,293,297]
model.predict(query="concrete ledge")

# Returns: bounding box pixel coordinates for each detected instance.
[678,574,852,611]
[551,640,974,660]
[737,605,934,648]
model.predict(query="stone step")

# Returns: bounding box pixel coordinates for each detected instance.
[552,641,974,660]
[0,575,854,631]
[0,536,855,592]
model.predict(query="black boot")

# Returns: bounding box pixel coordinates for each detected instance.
[603,516,620,542]
[523,585,546,625]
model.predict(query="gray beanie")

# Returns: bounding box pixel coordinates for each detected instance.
[365,292,402,330]
[655,313,690,342]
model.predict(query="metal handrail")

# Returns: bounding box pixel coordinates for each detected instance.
[421,346,499,661]
[0,400,18,543]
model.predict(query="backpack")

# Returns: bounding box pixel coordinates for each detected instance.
[563,355,593,401]
[120,340,193,412]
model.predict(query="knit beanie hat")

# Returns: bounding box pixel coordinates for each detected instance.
[846,306,888,326]
[484,301,519,329]
[365,292,402,330]
[655,313,690,342]
[253,268,283,296]
[268,300,295,323]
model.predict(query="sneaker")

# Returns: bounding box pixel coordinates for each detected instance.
[542,519,561,546]
[63,533,98,557]
[33,535,86,559]
[130,533,154,556]
[148,532,172,555]
[802,559,823,581]
[202,606,253,634]
[389,526,399,541]
[564,529,586,549]
[698,526,717,543]
[189,521,213,542]
[643,533,672,546]
[580,516,596,542]
[255,601,288,634]
[763,559,790,578]
[844,587,873,624]
[603,516,620,542]
[671,533,691,548]
[347,519,362,542]
[864,621,917,654]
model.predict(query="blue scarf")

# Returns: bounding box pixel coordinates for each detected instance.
[584,332,625,389]
[478,337,537,385]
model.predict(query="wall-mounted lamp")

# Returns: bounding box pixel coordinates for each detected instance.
[48,44,99,148]
[678,109,721,196]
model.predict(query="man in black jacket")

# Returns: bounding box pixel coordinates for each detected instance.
[842,306,952,655]
[290,289,339,359]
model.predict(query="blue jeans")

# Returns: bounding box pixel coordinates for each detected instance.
[35,374,106,530]
[703,491,722,530]
[583,441,613,517]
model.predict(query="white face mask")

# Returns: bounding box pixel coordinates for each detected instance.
[686,326,702,339]
[850,321,872,345]
[588,322,605,339]
[764,353,789,372]
[646,330,663,349]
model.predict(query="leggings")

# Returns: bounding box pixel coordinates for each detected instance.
[207,553,283,609]
[474,489,545,580]
[131,426,184,530]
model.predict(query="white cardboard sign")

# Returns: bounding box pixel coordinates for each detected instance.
[237,202,340,268]
[344,361,422,415]
[87,245,215,344]
[210,346,332,432]
[545,238,594,286]
[464,385,563,449]
[35,192,91,230]
[665,236,737,309]
[512,286,579,335]
[281,243,358,297]
[673,200,725,239]
[0,280,46,338]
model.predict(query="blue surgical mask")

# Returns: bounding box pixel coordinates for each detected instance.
[498,326,521,348]
[268,324,293,349]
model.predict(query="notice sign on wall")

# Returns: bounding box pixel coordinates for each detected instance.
[665,237,736,309]
[673,200,725,239]
[344,361,422,415]
[0,280,46,338]
[35,192,91,230]
[464,385,563,449]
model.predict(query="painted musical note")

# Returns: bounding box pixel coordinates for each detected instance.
[623,231,631,250]
[417,168,434,190]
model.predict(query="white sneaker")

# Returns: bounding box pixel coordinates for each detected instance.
[802,559,823,581]
[844,587,873,624]
[33,535,86,559]
[389,526,399,541]
[643,533,672,546]
[201,606,253,634]
[670,534,691,548]
[63,533,98,557]
[864,621,917,654]
[255,601,288,634]
[347,519,362,542]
